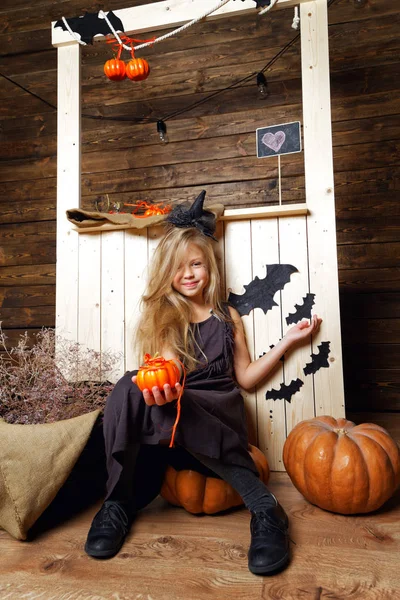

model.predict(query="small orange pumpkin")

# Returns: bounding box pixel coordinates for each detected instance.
[126,57,150,81]
[283,416,400,514]
[161,445,270,514]
[104,59,126,81]
[104,45,126,81]
[136,353,180,392]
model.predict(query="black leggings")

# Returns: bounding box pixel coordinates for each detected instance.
[109,444,276,515]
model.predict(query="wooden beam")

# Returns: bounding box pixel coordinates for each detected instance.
[70,204,309,233]
[221,203,308,221]
[55,44,81,370]
[300,0,345,419]
[52,0,312,47]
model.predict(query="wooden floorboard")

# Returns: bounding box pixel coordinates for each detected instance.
[0,469,399,600]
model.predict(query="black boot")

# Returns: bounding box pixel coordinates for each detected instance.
[85,500,133,559]
[248,501,290,575]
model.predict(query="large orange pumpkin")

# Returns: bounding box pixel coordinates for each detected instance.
[283,416,400,514]
[161,445,269,514]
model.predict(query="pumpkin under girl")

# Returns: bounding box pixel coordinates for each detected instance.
[84,191,321,575]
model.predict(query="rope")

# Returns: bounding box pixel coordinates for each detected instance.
[62,0,280,50]
[61,16,86,46]
[258,0,279,16]
[60,1,232,48]
[100,0,233,51]
[292,6,300,30]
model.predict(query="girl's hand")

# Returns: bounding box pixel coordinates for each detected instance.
[284,314,322,346]
[131,376,182,406]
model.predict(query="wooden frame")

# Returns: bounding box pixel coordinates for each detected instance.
[52,0,345,470]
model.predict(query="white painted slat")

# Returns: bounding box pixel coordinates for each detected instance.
[55,44,81,378]
[224,220,257,445]
[279,216,315,434]
[77,233,101,380]
[300,0,345,418]
[52,0,308,47]
[124,229,148,371]
[101,231,125,382]
[251,219,286,471]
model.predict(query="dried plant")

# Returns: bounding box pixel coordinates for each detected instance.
[0,324,120,424]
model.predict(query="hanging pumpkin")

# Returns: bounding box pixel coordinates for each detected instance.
[104,45,126,81]
[161,445,270,514]
[136,353,180,391]
[126,56,150,81]
[283,415,400,515]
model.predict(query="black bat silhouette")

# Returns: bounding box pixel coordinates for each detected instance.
[286,293,316,325]
[235,0,272,7]
[54,11,125,45]
[265,378,304,402]
[228,264,297,316]
[303,341,331,375]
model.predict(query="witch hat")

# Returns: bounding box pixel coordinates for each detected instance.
[166,190,217,240]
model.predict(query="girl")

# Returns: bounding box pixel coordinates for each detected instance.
[85,192,321,575]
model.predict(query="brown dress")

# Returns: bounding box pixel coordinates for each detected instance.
[103,311,258,497]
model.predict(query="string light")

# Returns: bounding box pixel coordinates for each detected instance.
[256,72,269,96]
[157,120,168,143]
[353,0,367,6]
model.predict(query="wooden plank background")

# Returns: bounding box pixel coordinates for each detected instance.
[0,0,399,418]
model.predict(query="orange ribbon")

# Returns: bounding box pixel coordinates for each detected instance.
[106,34,156,54]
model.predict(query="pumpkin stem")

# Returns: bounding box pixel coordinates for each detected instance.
[335,428,348,435]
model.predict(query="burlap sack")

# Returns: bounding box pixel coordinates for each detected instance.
[0,410,101,540]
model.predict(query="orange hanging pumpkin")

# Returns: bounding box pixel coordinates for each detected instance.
[136,353,180,391]
[126,57,150,81]
[161,445,270,514]
[283,415,400,515]
[104,45,126,81]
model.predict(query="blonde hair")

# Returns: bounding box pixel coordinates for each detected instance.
[134,227,226,371]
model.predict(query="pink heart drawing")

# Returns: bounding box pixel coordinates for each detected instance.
[262,131,286,153]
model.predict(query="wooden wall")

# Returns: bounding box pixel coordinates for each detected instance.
[0,0,399,415]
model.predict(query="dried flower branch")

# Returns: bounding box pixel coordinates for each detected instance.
[0,324,119,424]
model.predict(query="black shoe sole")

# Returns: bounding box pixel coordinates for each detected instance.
[248,552,290,575]
[84,539,125,559]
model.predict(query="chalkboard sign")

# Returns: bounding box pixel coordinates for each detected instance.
[256,121,301,158]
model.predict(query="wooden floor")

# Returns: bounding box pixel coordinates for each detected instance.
[0,412,399,600]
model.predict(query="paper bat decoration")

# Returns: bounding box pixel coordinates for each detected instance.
[303,341,331,375]
[228,264,298,316]
[286,293,316,325]
[54,11,125,45]
[265,378,304,402]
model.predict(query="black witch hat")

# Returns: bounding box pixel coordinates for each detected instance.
[166,190,217,240]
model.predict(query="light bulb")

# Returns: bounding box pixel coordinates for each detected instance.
[157,119,168,143]
[353,0,367,7]
[256,72,269,96]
